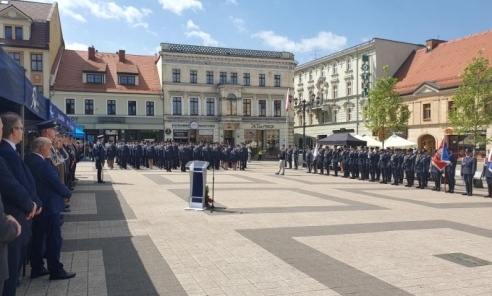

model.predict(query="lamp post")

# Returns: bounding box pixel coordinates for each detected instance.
[294,96,314,166]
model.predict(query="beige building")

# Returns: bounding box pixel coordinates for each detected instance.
[157,43,297,151]
[395,30,492,157]
[293,38,423,147]
[51,47,162,142]
[0,0,64,97]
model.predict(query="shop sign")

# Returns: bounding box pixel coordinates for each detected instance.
[199,130,213,136]
[250,124,275,129]
[173,130,188,139]
[165,128,172,135]
[361,55,370,97]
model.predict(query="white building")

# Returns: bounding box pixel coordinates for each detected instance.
[293,38,423,147]
[157,43,297,152]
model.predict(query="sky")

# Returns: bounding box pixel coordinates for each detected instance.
[30,0,492,65]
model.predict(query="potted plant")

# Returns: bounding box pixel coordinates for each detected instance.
[205,185,213,205]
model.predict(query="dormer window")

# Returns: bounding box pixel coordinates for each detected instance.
[85,73,104,84]
[15,27,22,39]
[4,26,12,39]
[119,75,136,85]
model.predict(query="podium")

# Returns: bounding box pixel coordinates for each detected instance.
[185,161,209,211]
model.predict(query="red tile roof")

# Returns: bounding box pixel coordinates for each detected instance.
[54,49,161,94]
[395,29,492,95]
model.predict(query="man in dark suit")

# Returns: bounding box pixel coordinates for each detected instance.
[461,148,477,196]
[0,113,41,295]
[25,137,75,280]
[94,135,106,183]
[0,194,20,293]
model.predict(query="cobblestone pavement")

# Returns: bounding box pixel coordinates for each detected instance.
[17,161,492,296]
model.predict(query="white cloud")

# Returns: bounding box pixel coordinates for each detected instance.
[65,42,90,51]
[226,0,238,5]
[53,0,151,27]
[158,0,203,15]
[229,16,247,33]
[252,31,347,53]
[185,20,219,46]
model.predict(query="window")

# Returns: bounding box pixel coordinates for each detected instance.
[321,67,325,77]
[258,100,266,116]
[243,73,250,86]
[190,98,199,115]
[448,101,456,113]
[259,74,265,87]
[333,85,338,99]
[346,58,352,70]
[190,70,197,83]
[128,101,136,116]
[15,27,22,39]
[274,75,281,87]
[347,81,352,96]
[85,99,94,115]
[4,26,12,39]
[333,62,338,74]
[119,75,135,85]
[309,71,313,81]
[146,101,154,116]
[172,69,180,83]
[206,98,215,116]
[243,99,251,116]
[220,72,227,84]
[87,73,103,84]
[34,85,43,96]
[66,99,75,115]
[172,97,182,115]
[346,107,352,122]
[206,71,214,84]
[8,52,20,65]
[231,72,238,84]
[107,100,116,115]
[31,54,42,71]
[299,74,302,83]
[273,100,281,117]
[333,109,338,123]
[423,103,431,120]
[323,111,332,123]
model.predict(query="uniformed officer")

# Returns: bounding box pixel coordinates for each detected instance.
[415,149,426,189]
[445,149,457,193]
[404,148,416,187]
[94,135,106,183]
[461,148,477,196]
[332,147,340,176]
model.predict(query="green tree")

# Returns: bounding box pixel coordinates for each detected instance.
[448,51,492,154]
[363,65,410,148]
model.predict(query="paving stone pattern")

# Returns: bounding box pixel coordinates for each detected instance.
[17,161,492,296]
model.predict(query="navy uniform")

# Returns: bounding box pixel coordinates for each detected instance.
[461,148,477,196]
[342,146,349,177]
[317,147,324,174]
[286,146,293,169]
[404,148,416,187]
[323,147,332,175]
[415,150,426,189]
[293,146,299,169]
[445,150,458,193]
[484,154,492,198]
[94,135,106,183]
[26,148,75,280]
[332,148,340,176]
[306,148,314,173]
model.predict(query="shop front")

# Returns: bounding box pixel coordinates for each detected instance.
[243,123,281,156]
[170,121,217,143]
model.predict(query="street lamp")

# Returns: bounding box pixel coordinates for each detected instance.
[294,95,315,166]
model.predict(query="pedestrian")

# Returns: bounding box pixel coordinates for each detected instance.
[461,148,477,196]
[484,151,492,198]
[275,145,286,175]
[257,149,263,161]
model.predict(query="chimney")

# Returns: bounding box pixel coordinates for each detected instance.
[118,50,125,62]
[425,39,445,51]
[88,46,96,61]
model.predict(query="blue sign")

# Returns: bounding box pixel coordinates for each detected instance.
[46,100,76,131]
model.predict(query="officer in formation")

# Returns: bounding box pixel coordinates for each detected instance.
[113,141,249,173]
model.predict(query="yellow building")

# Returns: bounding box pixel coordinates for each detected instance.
[0,0,64,97]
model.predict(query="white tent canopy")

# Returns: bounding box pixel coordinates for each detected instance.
[353,135,382,148]
[383,134,417,148]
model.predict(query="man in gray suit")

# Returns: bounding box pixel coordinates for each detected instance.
[461,148,477,196]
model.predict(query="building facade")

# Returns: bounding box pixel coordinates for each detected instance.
[51,47,162,142]
[395,30,492,157]
[293,38,423,147]
[157,43,297,151]
[0,0,64,97]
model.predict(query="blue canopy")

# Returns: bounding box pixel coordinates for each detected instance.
[70,127,85,138]
[47,99,76,132]
[0,46,47,120]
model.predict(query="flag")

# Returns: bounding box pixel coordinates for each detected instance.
[488,148,492,173]
[285,88,290,112]
[431,138,451,171]
[313,139,319,158]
